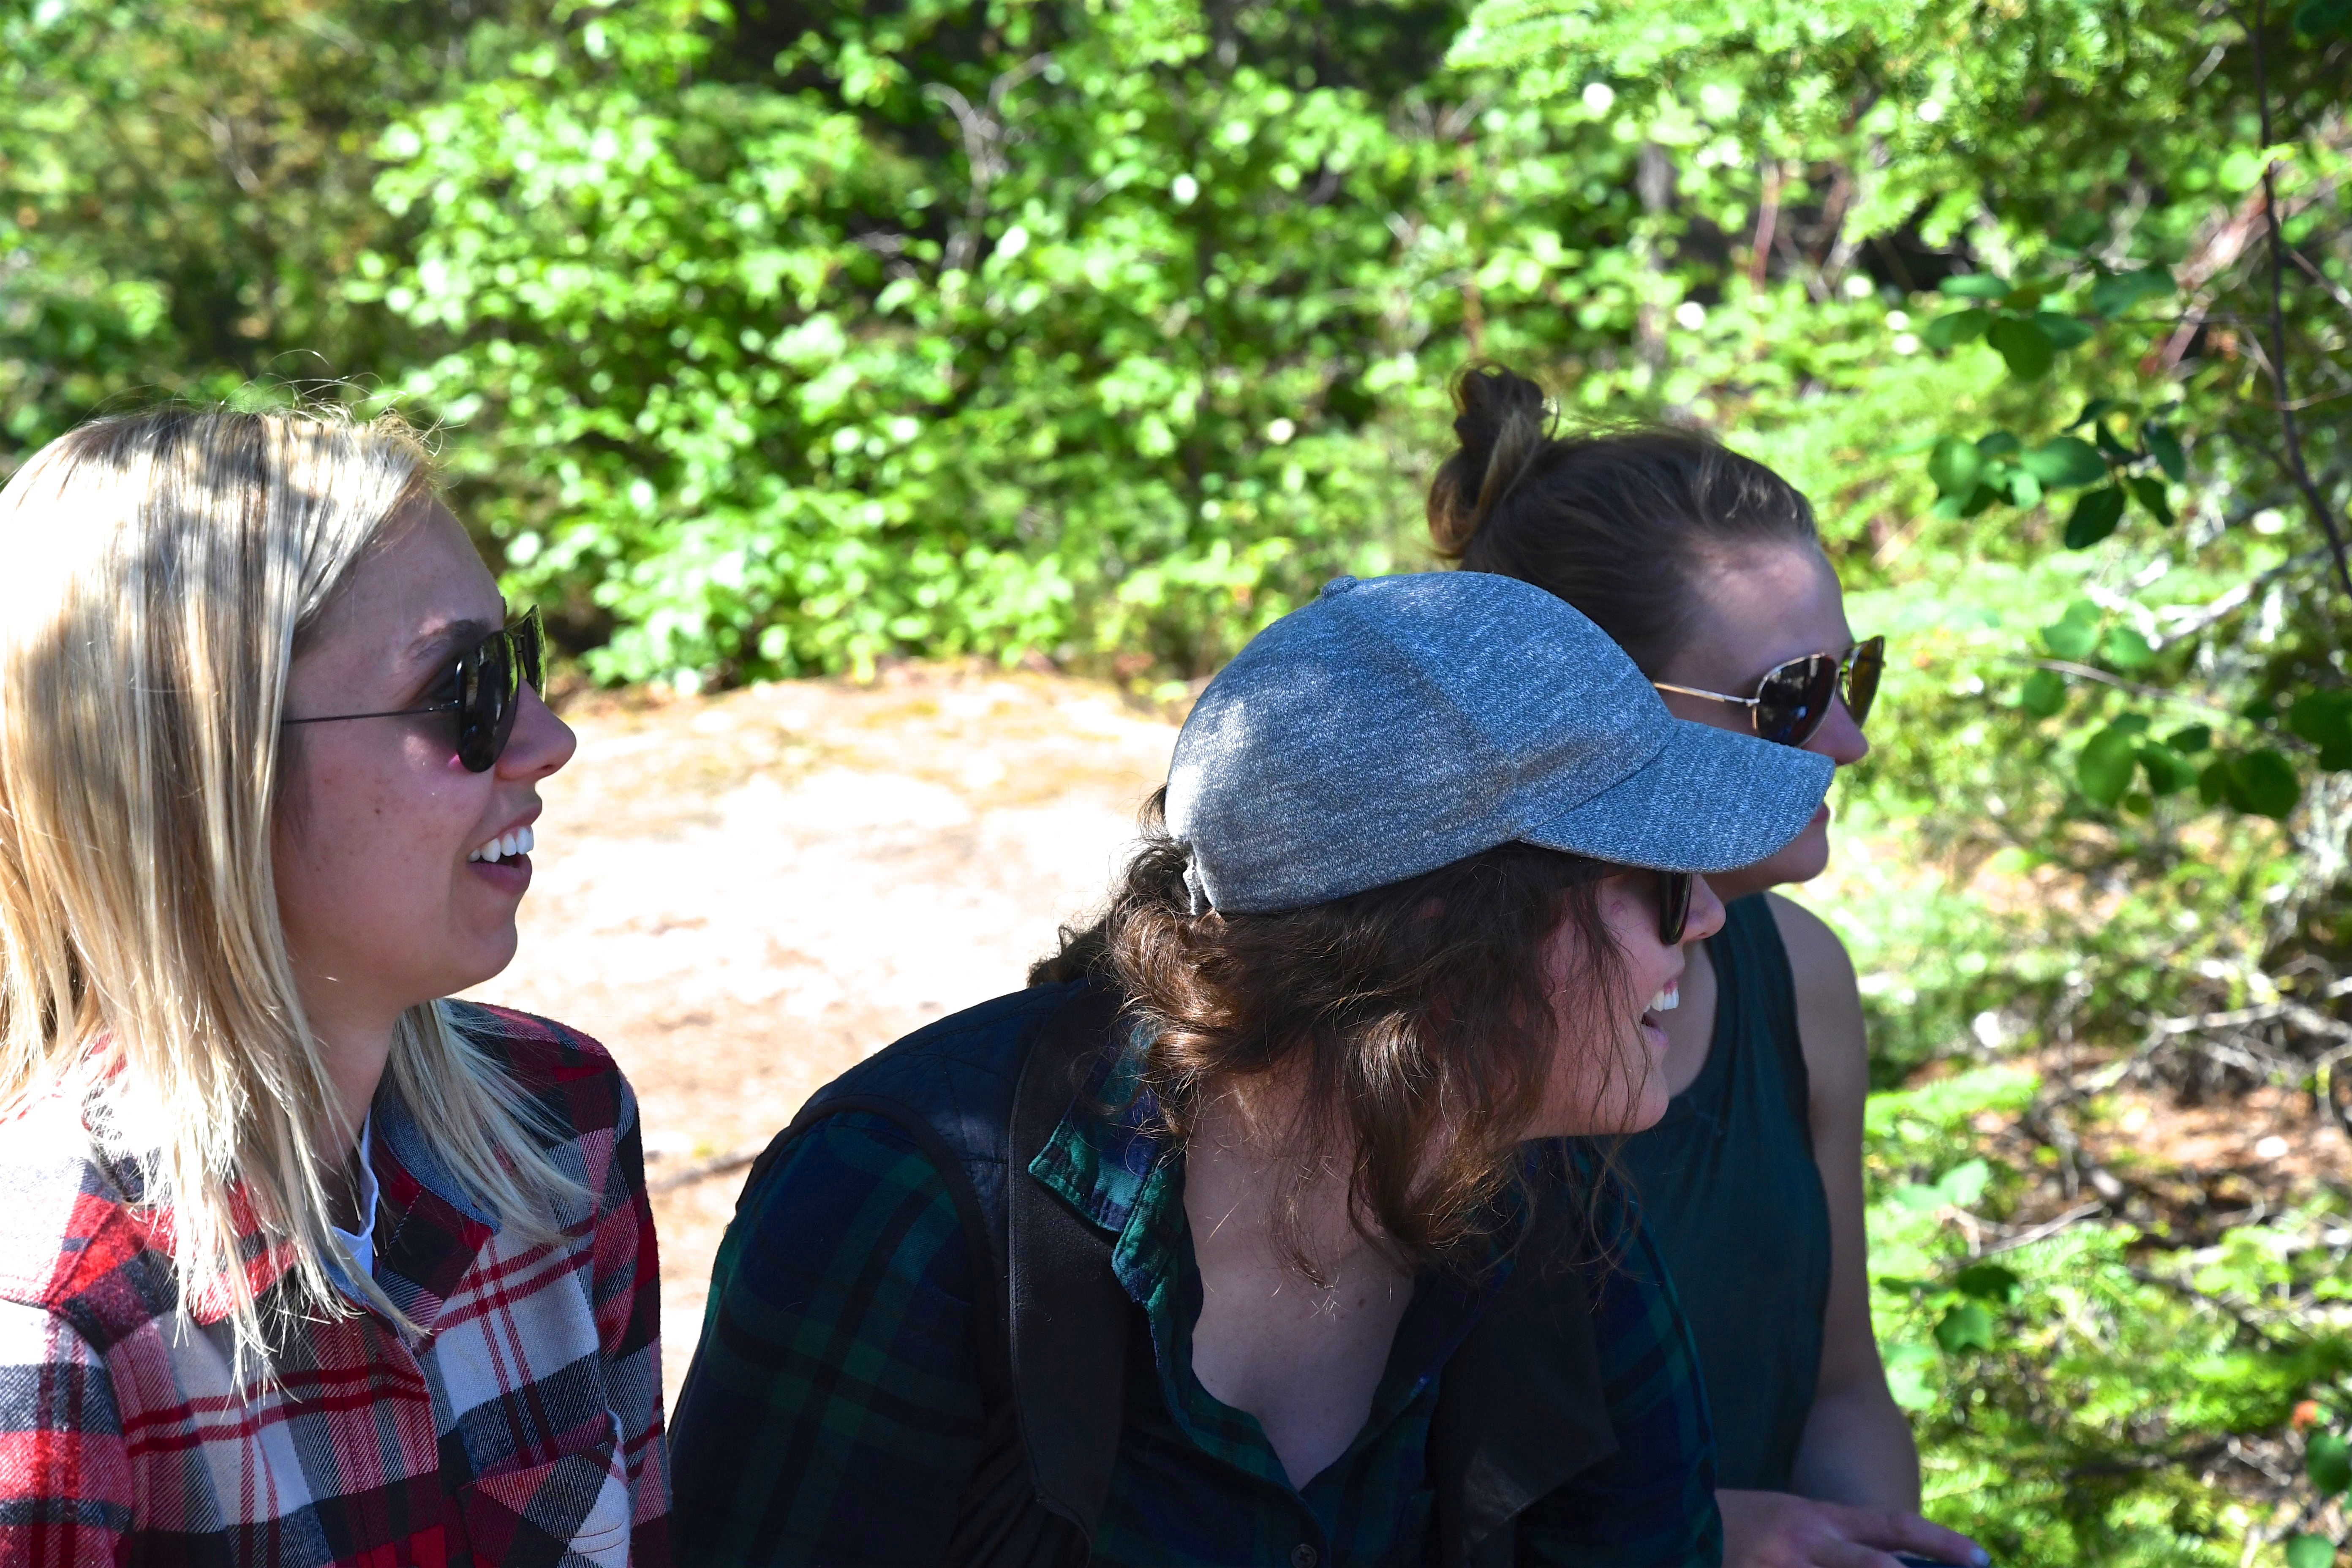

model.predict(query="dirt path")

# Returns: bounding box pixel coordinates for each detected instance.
[461,664,1178,1410]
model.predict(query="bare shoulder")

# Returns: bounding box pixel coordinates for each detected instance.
[1763,893,1859,997]
[1764,893,1867,1099]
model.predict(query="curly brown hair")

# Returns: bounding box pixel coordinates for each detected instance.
[1032,789,1640,1278]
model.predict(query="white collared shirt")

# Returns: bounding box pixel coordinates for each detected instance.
[329,1113,380,1279]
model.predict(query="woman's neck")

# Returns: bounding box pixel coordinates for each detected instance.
[1179,1071,1415,1489]
[1184,1075,1377,1277]
[299,994,398,1157]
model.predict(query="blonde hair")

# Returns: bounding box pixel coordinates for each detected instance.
[0,405,577,1371]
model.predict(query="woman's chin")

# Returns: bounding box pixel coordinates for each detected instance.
[1710,828,1833,899]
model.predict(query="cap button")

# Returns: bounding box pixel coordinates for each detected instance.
[1318,575,1359,599]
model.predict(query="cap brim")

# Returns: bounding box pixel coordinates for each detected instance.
[1520,720,1835,874]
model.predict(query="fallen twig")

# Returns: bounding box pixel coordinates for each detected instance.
[648,1146,766,1195]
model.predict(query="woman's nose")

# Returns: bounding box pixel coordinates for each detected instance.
[1810,691,1870,767]
[498,685,577,782]
[1682,874,1729,945]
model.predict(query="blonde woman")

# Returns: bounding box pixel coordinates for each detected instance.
[0,407,670,1567]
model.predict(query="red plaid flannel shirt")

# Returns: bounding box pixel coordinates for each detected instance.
[0,1004,671,1568]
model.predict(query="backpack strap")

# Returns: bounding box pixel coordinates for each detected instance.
[1430,1168,1620,1568]
[1006,982,1134,1539]
[733,981,1132,1560]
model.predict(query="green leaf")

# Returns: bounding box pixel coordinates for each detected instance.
[2042,601,2103,659]
[2034,310,2095,348]
[2065,397,2124,430]
[1921,308,1990,349]
[2294,0,2352,36]
[1987,314,2057,379]
[2230,749,2303,819]
[1938,1158,1992,1206]
[2089,268,2175,317]
[2020,436,2107,487]
[2200,759,2233,806]
[1927,436,1985,498]
[2129,474,2175,526]
[2079,724,2144,805]
[1939,273,2011,299]
[2143,420,2187,481]
[2309,1432,2352,1495]
[2220,148,2266,192]
[2290,691,2352,770]
[2053,210,2107,251]
[2004,466,2042,509]
[2102,625,2154,668]
[2283,1534,2336,1568]
[2287,689,2352,747]
[2093,421,2136,463]
[1955,1262,2021,1302]
[2064,487,2127,548]
[1935,1300,1997,1353]
[1976,431,2022,457]
[2139,743,2197,796]
[2021,668,2067,717]
[2166,724,2213,755]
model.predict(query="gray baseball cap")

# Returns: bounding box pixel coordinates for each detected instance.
[1165,571,1836,914]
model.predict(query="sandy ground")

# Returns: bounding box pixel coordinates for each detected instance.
[460,664,1178,1411]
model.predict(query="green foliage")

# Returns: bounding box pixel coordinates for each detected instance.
[0,0,489,447]
[358,0,1663,682]
[8,1,2352,1562]
[1861,1068,2352,1568]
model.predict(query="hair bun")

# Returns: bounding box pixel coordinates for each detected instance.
[1426,365,1552,559]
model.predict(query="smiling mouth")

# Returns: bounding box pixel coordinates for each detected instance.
[468,825,535,864]
[1647,982,1680,1015]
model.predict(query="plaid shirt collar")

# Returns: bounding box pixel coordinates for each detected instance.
[84,1068,502,1335]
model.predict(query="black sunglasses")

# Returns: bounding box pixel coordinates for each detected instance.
[1653,635,1885,748]
[283,607,545,773]
[1654,870,1694,946]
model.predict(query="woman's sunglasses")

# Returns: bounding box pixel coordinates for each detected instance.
[1653,635,1885,748]
[283,607,545,773]
[1654,870,1693,946]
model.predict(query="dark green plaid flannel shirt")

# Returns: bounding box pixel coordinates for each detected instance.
[671,1071,1721,1568]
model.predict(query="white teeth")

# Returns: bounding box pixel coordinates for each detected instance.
[468,826,536,864]
[1648,983,1680,1014]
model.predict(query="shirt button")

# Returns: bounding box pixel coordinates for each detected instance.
[1290,1546,1320,1568]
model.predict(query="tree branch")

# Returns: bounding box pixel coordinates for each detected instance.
[2249,0,2352,602]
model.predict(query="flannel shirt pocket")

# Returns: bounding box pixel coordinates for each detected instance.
[455,1408,632,1568]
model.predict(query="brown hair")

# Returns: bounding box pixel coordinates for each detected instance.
[1032,790,1637,1278]
[1426,365,1821,675]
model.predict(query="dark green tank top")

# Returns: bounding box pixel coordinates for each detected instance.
[1616,893,1832,1492]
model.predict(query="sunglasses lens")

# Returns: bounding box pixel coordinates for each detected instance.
[1656,870,1693,946]
[451,613,540,773]
[1754,655,1840,746]
[514,607,546,694]
[1843,635,1884,728]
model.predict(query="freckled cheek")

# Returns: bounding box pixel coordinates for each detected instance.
[308,760,485,877]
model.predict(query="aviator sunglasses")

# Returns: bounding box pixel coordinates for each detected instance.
[283,607,546,773]
[1653,634,1885,749]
